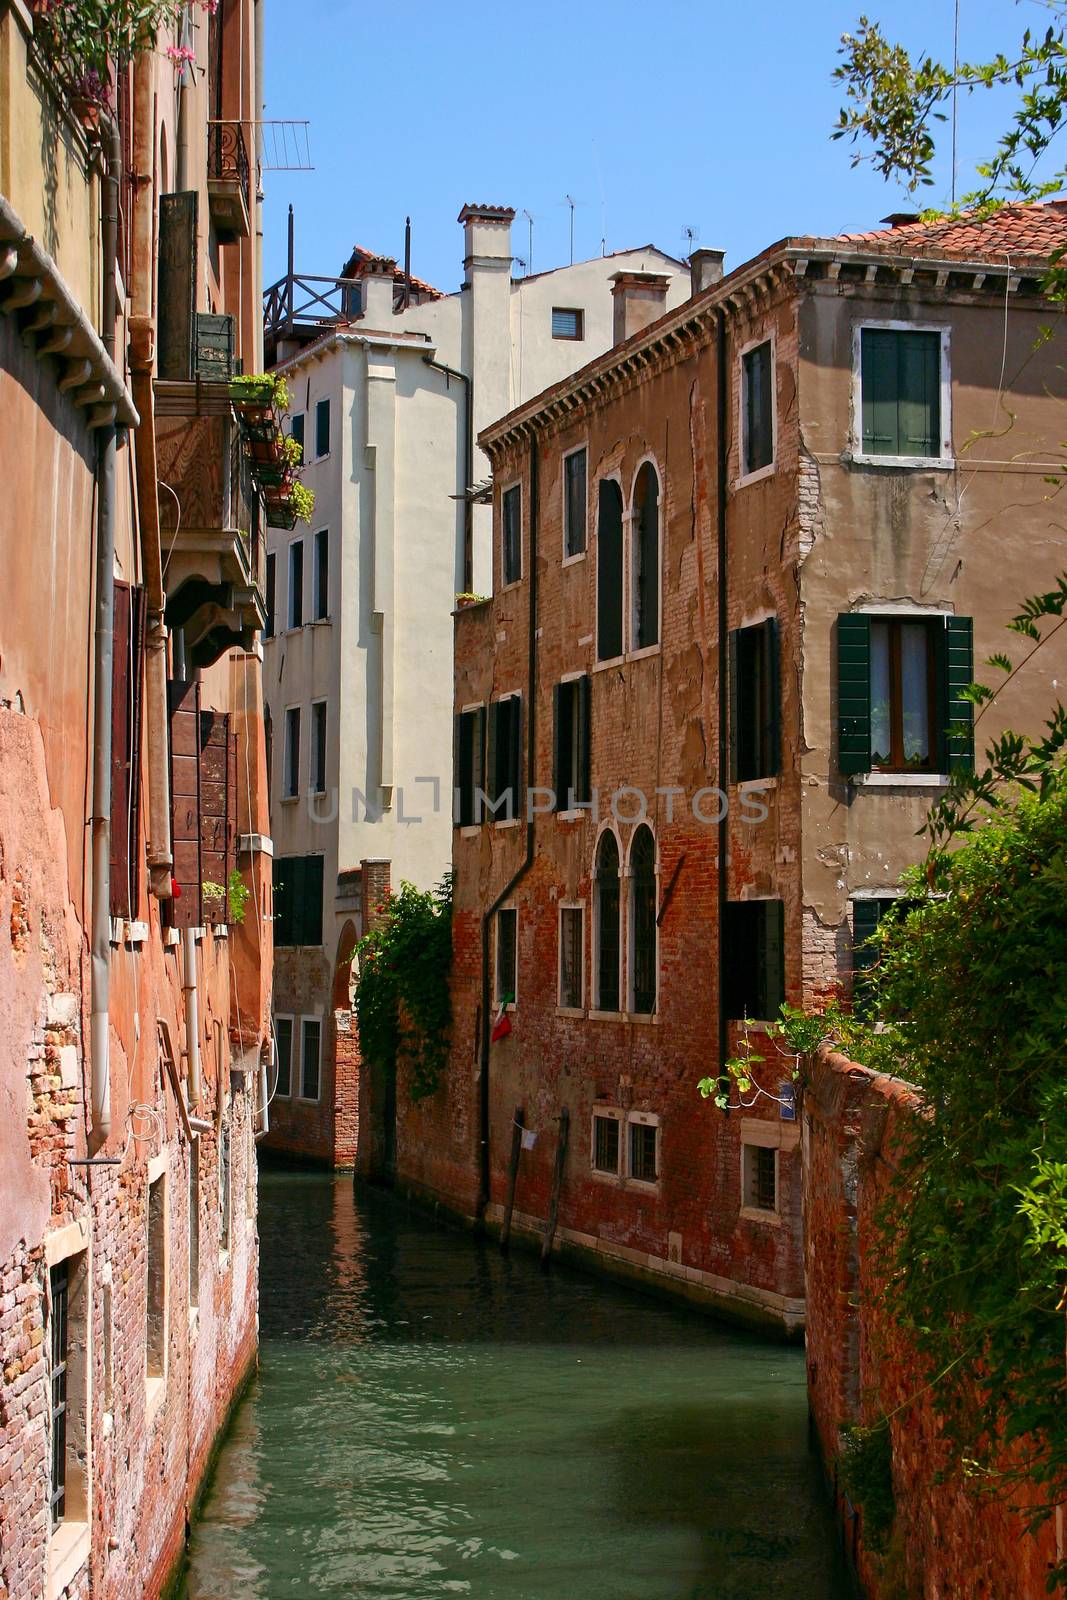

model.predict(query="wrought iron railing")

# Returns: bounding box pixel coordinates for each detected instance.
[208,121,251,212]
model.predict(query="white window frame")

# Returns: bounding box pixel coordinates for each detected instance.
[500,479,523,590]
[44,1217,92,1597]
[282,704,301,801]
[739,1116,799,1226]
[625,1109,661,1191]
[627,455,662,661]
[557,900,585,1012]
[495,904,518,1010]
[850,319,953,469]
[590,1103,623,1182]
[561,442,589,566]
[310,698,328,796]
[736,330,777,488]
[273,1012,294,1098]
[298,1014,323,1102]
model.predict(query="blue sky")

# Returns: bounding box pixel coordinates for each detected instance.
[262,0,1049,296]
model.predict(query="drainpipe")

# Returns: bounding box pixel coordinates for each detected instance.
[253,0,265,369]
[716,309,730,1096]
[182,930,202,1108]
[88,114,123,1154]
[476,435,538,1222]
[422,354,473,593]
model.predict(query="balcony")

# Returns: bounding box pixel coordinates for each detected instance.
[207,121,252,240]
[155,380,265,668]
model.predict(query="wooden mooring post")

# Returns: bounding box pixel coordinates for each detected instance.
[501,1104,524,1252]
[541,1106,570,1266]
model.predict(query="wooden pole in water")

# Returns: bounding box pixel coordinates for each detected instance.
[541,1106,569,1266]
[501,1104,524,1252]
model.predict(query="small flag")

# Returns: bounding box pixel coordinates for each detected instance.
[520,1128,537,1150]
[491,997,513,1043]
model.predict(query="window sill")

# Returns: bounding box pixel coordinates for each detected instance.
[735,461,776,490]
[592,654,626,674]
[849,452,954,471]
[280,793,299,805]
[739,1204,782,1228]
[47,1519,90,1599]
[624,1177,660,1195]
[590,1167,622,1185]
[588,1009,625,1023]
[146,1373,166,1425]
[493,817,521,830]
[629,1010,658,1025]
[853,772,951,789]
[459,824,481,838]
[732,776,778,792]
[556,1005,585,1018]
[498,578,523,595]
[556,808,589,823]
[309,616,332,627]
[296,1095,322,1105]
[626,644,661,664]
[562,550,587,568]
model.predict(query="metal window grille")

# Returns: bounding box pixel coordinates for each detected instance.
[593,1115,620,1174]
[560,907,583,1008]
[746,1145,777,1211]
[48,1260,69,1524]
[629,1122,658,1184]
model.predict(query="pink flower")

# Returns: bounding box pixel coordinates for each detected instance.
[165,44,196,67]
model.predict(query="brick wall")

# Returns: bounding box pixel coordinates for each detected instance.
[804,1046,1064,1598]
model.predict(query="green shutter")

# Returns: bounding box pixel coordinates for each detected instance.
[898,332,940,457]
[762,616,781,777]
[861,329,898,455]
[486,701,499,812]
[456,713,471,826]
[939,615,974,772]
[552,682,563,811]
[509,695,523,818]
[577,674,592,805]
[838,613,872,774]
[473,706,486,810]
[272,858,292,947]
[303,856,324,945]
[728,628,740,784]
[852,898,884,1016]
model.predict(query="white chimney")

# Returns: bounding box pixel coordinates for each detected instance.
[361,256,397,324]
[610,271,671,345]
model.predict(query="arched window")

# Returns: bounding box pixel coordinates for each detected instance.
[594,831,621,1011]
[632,463,659,650]
[629,826,657,1014]
[596,479,624,661]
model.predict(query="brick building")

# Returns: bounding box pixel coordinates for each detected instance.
[391,205,1067,1331]
[0,2,272,1594]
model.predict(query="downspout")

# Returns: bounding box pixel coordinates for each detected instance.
[253,0,265,370]
[422,354,473,594]
[88,114,122,1154]
[476,434,538,1222]
[182,929,202,1107]
[716,308,729,1096]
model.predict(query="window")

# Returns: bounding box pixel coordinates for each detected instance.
[283,706,300,798]
[455,705,486,826]
[743,1143,777,1213]
[851,897,920,1014]
[552,675,591,810]
[559,905,584,1009]
[165,682,238,930]
[741,340,774,477]
[596,479,624,661]
[274,1015,293,1096]
[188,1138,200,1311]
[563,448,587,558]
[48,1259,69,1522]
[311,700,327,794]
[288,539,303,628]
[487,694,522,822]
[290,412,305,455]
[859,326,943,459]
[313,529,329,620]
[146,1171,166,1384]
[272,855,325,947]
[315,397,330,458]
[300,1018,322,1100]
[552,307,584,340]
[628,1119,659,1184]
[837,613,973,776]
[219,1119,231,1253]
[723,899,785,1021]
[264,551,276,639]
[632,462,659,650]
[47,1241,89,1534]
[629,826,657,1015]
[502,483,522,586]
[729,618,780,783]
[591,1111,620,1175]
[495,907,517,1006]
[594,831,621,1011]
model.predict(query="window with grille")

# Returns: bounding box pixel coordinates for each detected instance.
[552,307,584,340]
[559,905,583,1008]
[629,826,656,1014]
[284,706,300,798]
[729,617,780,783]
[743,1143,777,1212]
[859,326,943,459]
[592,1113,620,1175]
[741,340,774,476]
[502,484,522,586]
[629,1121,658,1184]
[288,539,304,628]
[632,463,659,650]
[49,1259,69,1524]
[496,908,517,1006]
[315,397,331,458]
[563,448,587,557]
[274,1015,293,1095]
[301,1018,322,1100]
[595,831,620,1010]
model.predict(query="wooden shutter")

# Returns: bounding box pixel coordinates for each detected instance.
[860,329,898,456]
[728,628,740,784]
[597,480,624,660]
[852,898,883,1016]
[198,709,231,924]
[168,680,202,928]
[938,615,974,772]
[486,701,499,813]
[838,613,872,775]
[472,706,486,816]
[456,710,484,827]
[552,682,564,811]
[157,192,198,381]
[577,674,592,805]
[758,900,786,1020]
[761,616,781,777]
[899,332,940,457]
[508,695,523,819]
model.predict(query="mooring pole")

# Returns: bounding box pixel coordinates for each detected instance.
[541,1106,569,1266]
[501,1104,524,1252]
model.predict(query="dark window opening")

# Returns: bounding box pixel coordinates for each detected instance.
[487,695,522,821]
[744,1144,777,1211]
[313,528,329,620]
[455,706,486,826]
[860,327,941,458]
[48,1259,69,1524]
[146,1174,166,1379]
[629,1121,658,1184]
[552,675,591,810]
[189,1140,200,1310]
[264,551,276,638]
[633,462,659,650]
[301,1018,321,1100]
[630,826,657,1014]
[502,484,522,586]
[592,1114,619,1174]
[315,397,331,458]
[219,1120,231,1252]
[290,412,305,455]
[552,307,584,340]
[272,856,324,947]
[729,617,780,783]
[110,580,146,918]
[559,906,583,1008]
[496,907,517,1005]
[595,831,621,1010]
[596,479,624,661]
[723,899,785,1021]
[564,448,587,557]
[284,706,300,798]
[742,340,774,475]
[274,1016,293,1096]
[311,700,327,794]
[288,539,303,628]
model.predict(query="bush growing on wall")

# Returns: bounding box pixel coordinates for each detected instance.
[352,875,452,1101]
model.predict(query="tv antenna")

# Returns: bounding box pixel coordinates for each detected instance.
[682,224,700,254]
[565,194,577,264]
[522,210,534,276]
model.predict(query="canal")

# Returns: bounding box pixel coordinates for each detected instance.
[181,1173,852,1599]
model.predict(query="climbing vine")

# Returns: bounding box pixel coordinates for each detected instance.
[352,876,452,1102]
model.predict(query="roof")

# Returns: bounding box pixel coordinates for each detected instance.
[338,244,443,301]
[515,243,687,286]
[830,200,1067,263]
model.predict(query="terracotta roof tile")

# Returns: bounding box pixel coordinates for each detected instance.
[339,245,443,301]
[831,200,1067,262]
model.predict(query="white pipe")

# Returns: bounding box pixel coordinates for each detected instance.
[182,928,202,1107]
[255,1044,270,1140]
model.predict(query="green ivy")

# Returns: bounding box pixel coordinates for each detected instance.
[352,876,452,1101]
[838,1423,896,1552]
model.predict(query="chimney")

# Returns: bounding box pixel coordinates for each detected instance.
[610,271,671,345]
[458,203,516,283]
[689,248,725,296]
[361,256,397,324]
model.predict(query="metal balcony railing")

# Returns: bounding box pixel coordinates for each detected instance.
[207,121,252,211]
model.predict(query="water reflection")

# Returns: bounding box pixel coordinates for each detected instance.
[182,1174,851,1600]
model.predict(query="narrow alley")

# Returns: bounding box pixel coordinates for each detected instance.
[180,1175,851,1600]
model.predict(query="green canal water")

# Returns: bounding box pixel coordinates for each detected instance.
[181,1173,853,1600]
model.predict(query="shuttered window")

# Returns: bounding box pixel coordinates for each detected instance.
[110,580,146,917]
[284,706,300,798]
[836,613,973,775]
[852,896,922,1015]
[311,700,327,793]
[272,855,324,947]
[313,529,329,620]
[502,484,522,586]
[633,462,659,649]
[552,307,583,340]
[264,551,276,639]
[729,617,780,783]
[495,908,517,1005]
[288,540,303,629]
[595,831,621,1011]
[860,327,942,458]
[315,398,330,459]
[742,340,773,476]
[564,448,587,557]
[596,479,624,660]
[629,826,657,1015]
[723,900,785,1022]
[274,1016,293,1097]
[290,413,305,455]
[487,695,522,821]
[552,675,591,810]
[455,705,486,826]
